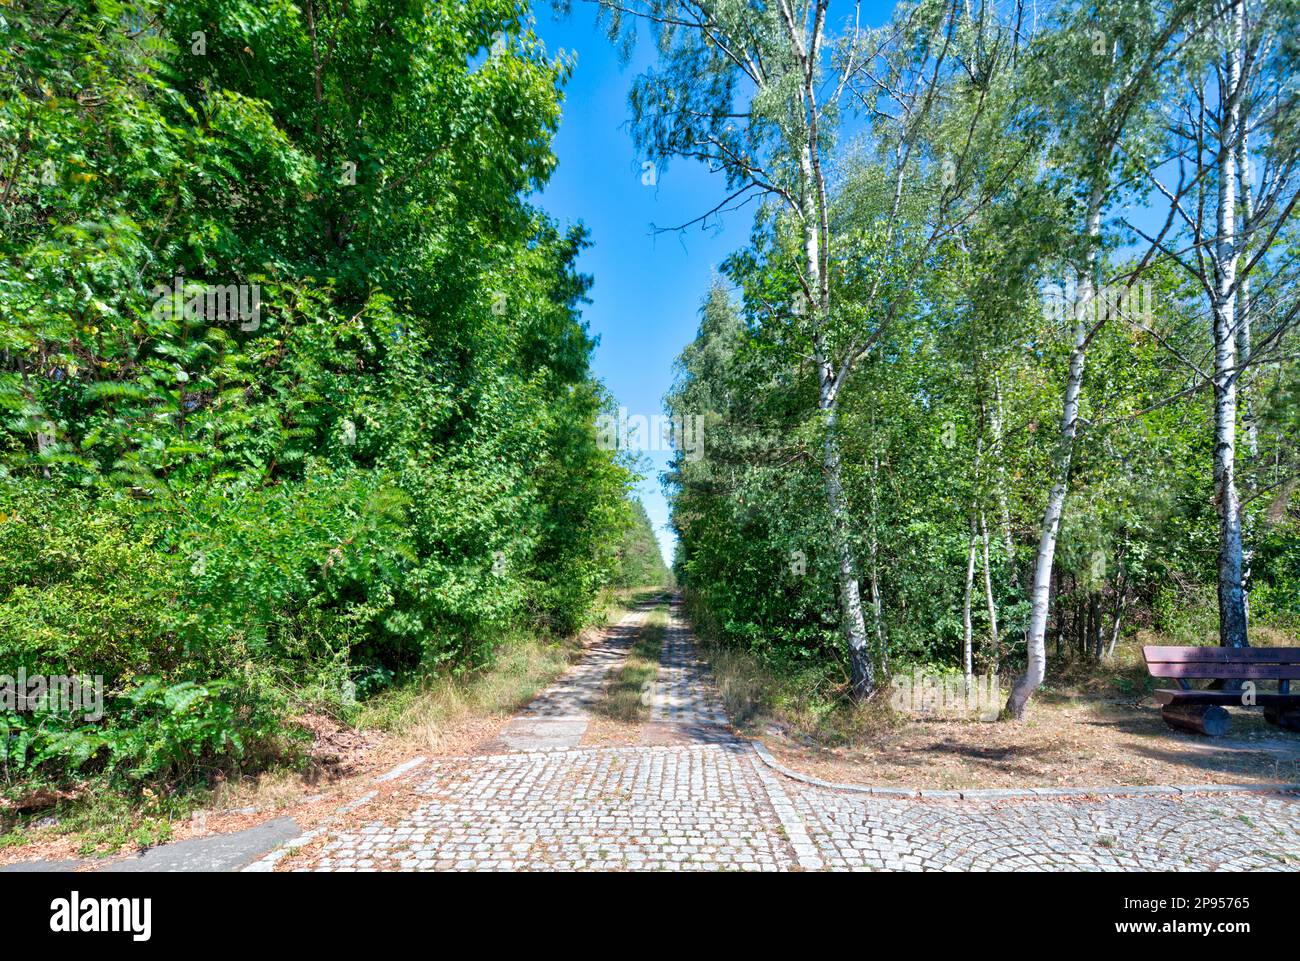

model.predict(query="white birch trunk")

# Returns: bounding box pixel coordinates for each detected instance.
[979,510,1000,672]
[1105,586,1127,660]
[1006,187,1102,718]
[801,141,874,697]
[1212,0,1249,649]
[963,511,978,686]
[1234,42,1256,622]
[990,375,1018,589]
[1235,110,1257,462]
[822,402,874,695]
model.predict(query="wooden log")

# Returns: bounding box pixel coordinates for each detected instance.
[1264,706,1300,732]
[1161,703,1231,736]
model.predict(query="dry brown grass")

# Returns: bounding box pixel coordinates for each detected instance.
[359,589,667,755]
[596,605,667,722]
[765,698,1300,790]
[359,635,580,756]
[703,628,1300,790]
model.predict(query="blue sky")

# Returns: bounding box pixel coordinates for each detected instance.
[525,3,1221,571]
[531,4,909,566]
[531,5,739,566]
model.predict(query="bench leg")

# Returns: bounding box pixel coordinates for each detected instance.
[1161,703,1231,736]
[1264,706,1300,732]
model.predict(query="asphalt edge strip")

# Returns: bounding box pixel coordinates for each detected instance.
[241,755,433,872]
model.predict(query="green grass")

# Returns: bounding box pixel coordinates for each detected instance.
[356,626,581,740]
[598,604,668,722]
[358,589,669,743]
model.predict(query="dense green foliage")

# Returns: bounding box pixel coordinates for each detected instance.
[671,269,1298,691]
[654,0,1300,702]
[613,496,671,588]
[0,0,641,789]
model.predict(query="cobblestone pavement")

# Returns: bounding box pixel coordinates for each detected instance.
[790,787,1300,871]
[285,602,1300,872]
[302,745,798,871]
[651,608,729,730]
[640,602,735,746]
[486,605,653,751]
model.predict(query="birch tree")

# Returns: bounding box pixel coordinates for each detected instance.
[1005,0,1198,717]
[588,0,1021,698]
[1126,0,1300,650]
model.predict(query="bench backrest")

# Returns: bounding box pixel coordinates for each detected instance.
[1143,646,1300,680]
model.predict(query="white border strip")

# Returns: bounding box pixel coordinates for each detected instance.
[749,755,824,869]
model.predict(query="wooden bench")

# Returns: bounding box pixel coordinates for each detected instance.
[1142,645,1300,736]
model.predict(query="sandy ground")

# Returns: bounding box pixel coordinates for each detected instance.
[761,695,1300,791]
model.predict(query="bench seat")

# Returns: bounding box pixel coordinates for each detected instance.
[1154,688,1300,707]
[1143,645,1300,735]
